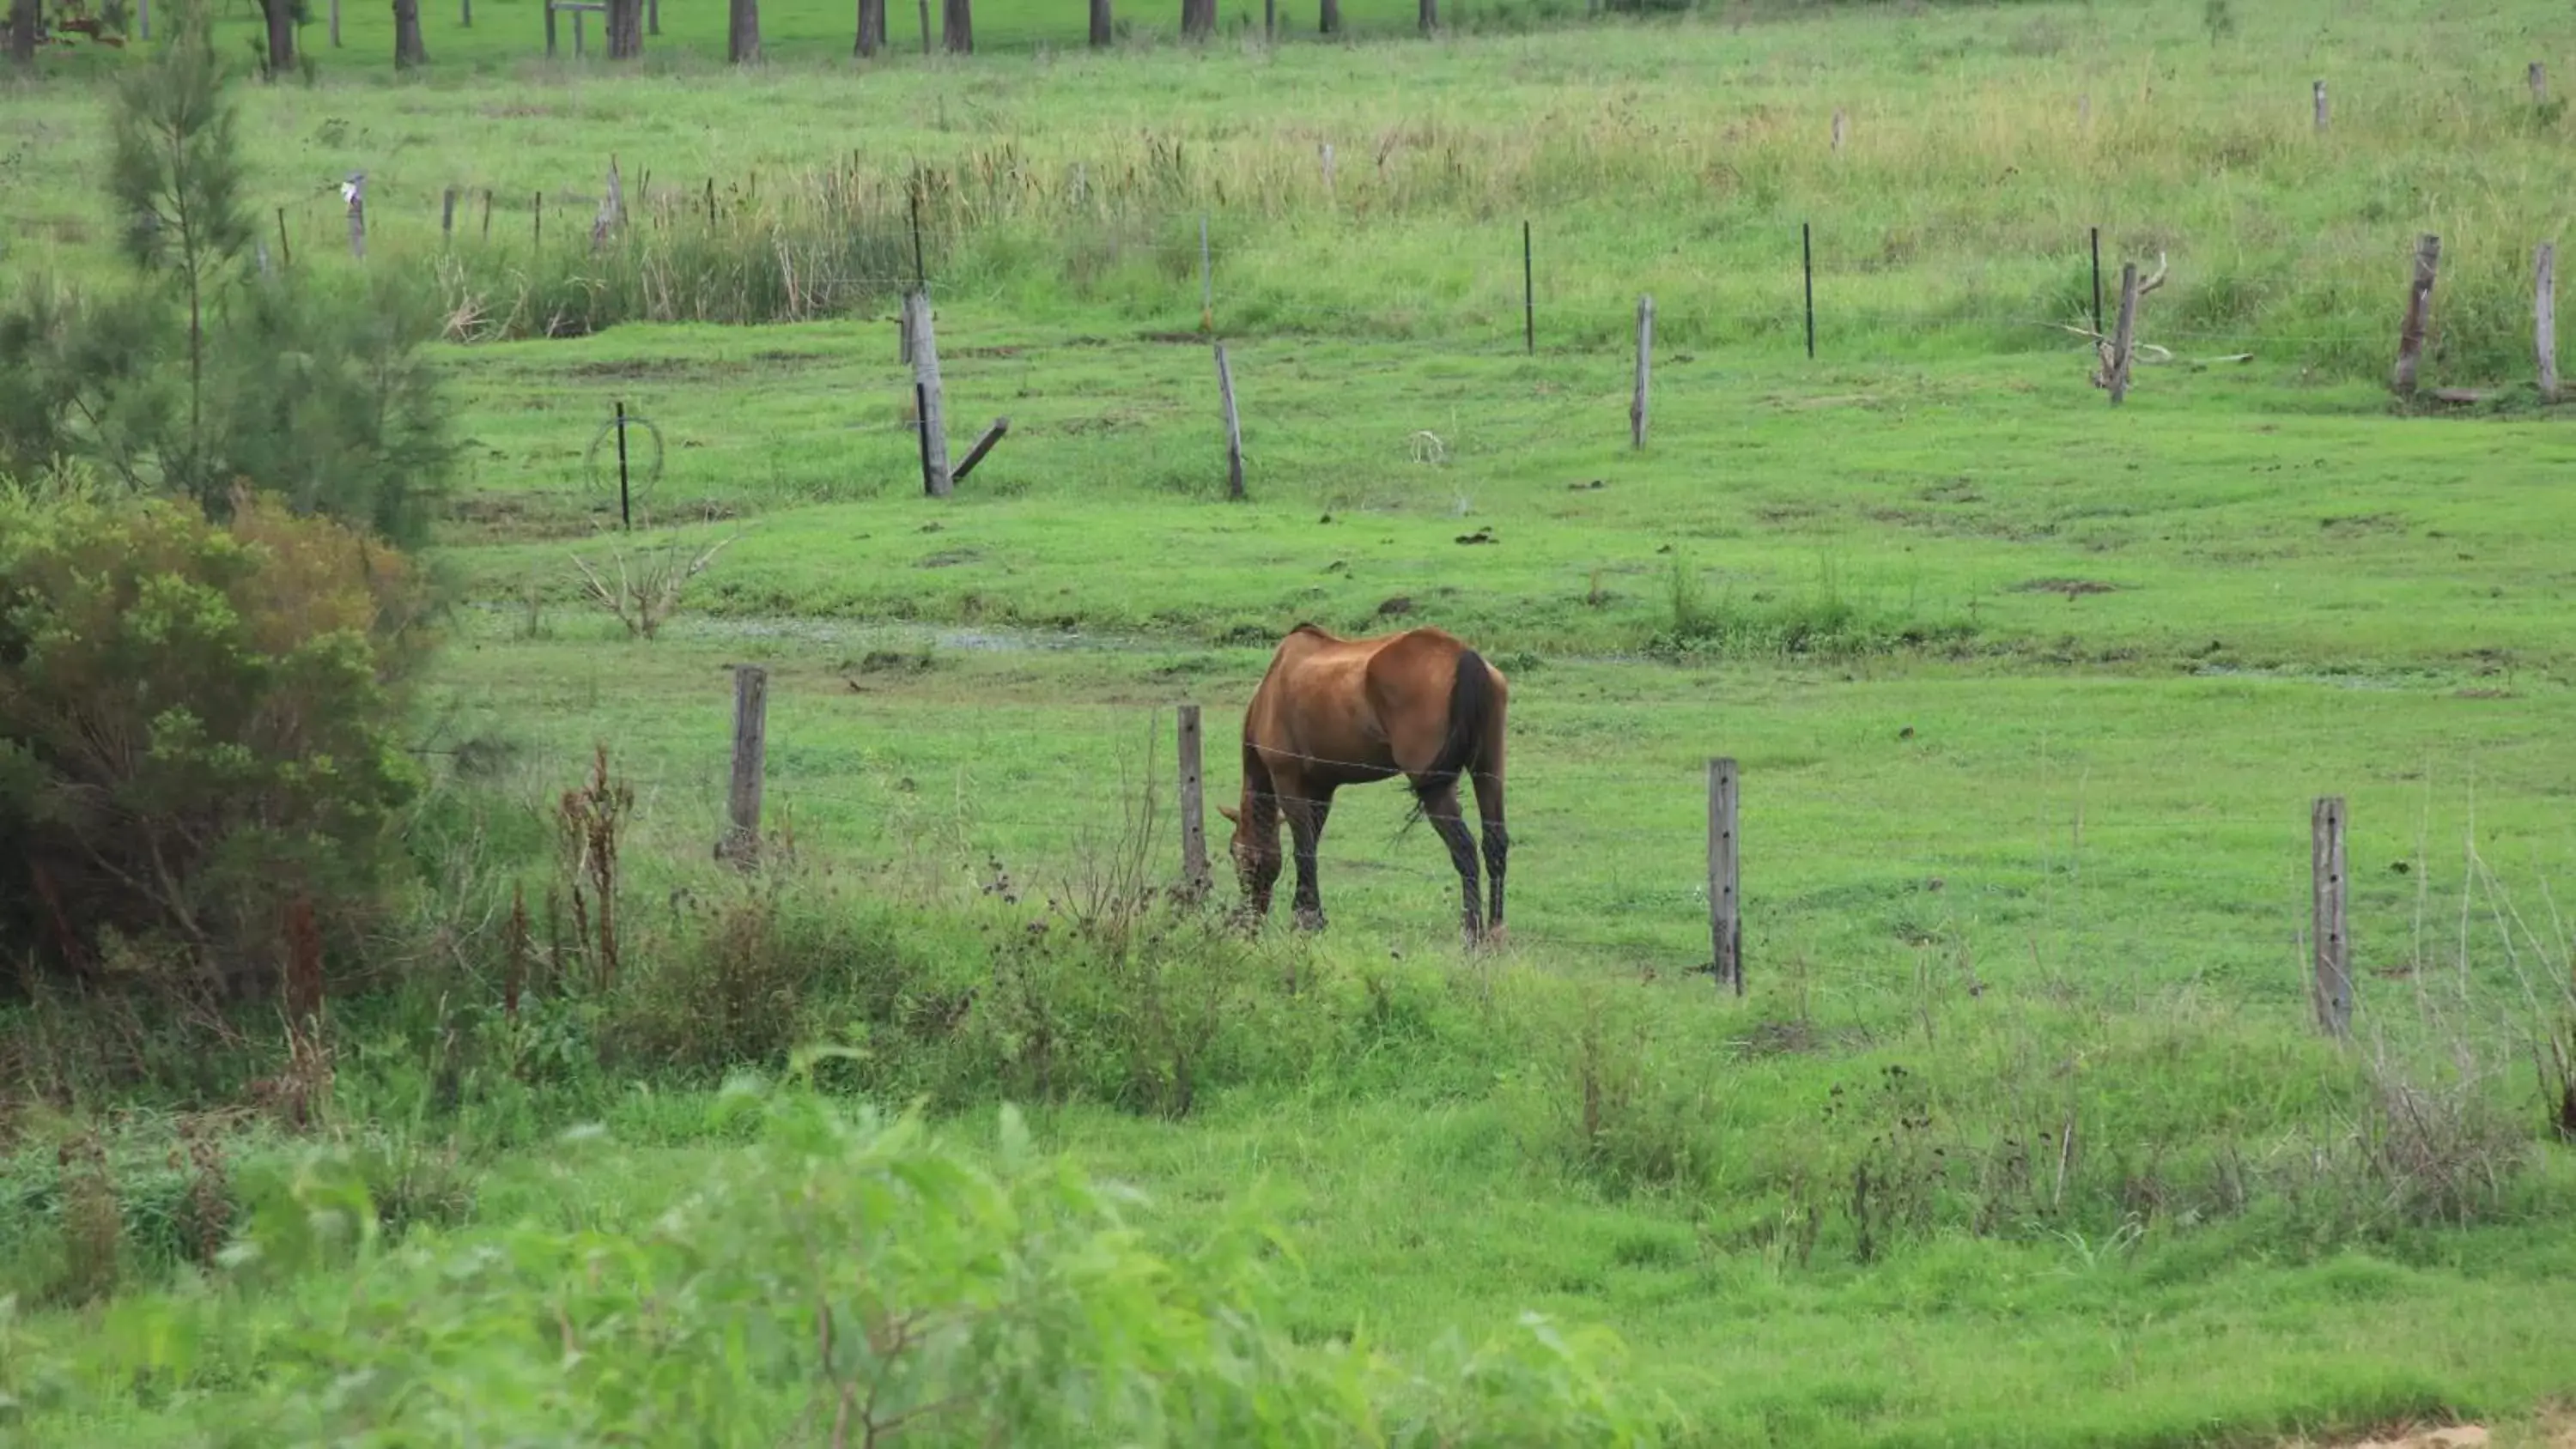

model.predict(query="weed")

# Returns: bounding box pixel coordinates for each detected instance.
[568,530,738,640]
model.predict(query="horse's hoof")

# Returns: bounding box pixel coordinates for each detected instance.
[1294,910,1327,933]
[1476,924,1510,950]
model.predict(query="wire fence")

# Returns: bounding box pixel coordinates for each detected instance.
[465,676,2576,1027]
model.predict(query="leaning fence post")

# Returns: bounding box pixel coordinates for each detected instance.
[1215,343,1245,500]
[2394,233,2441,398]
[2312,796,2351,1038]
[1177,704,1211,900]
[720,665,769,867]
[1708,757,1741,996]
[1630,295,1654,448]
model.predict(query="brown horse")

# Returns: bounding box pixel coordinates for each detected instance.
[1215,624,1509,944]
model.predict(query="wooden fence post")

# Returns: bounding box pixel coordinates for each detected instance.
[1831,107,1846,151]
[460,0,471,27]
[343,174,366,261]
[2107,261,2141,404]
[1708,757,1741,996]
[1177,704,1211,900]
[2312,795,2351,1038]
[441,186,457,245]
[1215,343,1245,501]
[2312,79,2328,130]
[545,0,558,56]
[904,290,951,496]
[2537,241,2559,403]
[1631,295,1653,448]
[720,665,769,866]
[2532,60,2549,107]
[329,0,340,46]
[2394,233,2440,397]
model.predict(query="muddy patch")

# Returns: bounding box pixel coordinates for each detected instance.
[2014,577,2120,597]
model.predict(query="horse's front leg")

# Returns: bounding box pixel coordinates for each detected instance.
[1286,791,1334,932]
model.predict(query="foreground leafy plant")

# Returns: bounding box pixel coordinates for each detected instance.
[3,1076,1659,1446]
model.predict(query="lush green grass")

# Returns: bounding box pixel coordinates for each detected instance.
[13,0,2576,1443]
[10,0,2576,376]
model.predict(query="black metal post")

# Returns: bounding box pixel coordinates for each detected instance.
[910,189,926,289]
[1504,221,1525,357]
[1801,221,1816,360]
[615,401,632,530]
[2090,226,2104,338]
[915,383,935,495]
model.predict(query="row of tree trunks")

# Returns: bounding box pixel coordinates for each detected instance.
[56,0,1419,75]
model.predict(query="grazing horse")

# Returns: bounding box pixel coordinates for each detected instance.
[1215,624,1509,945]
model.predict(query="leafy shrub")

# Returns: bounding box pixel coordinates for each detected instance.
[1,1082,1662,1446]
[0,490,431,998]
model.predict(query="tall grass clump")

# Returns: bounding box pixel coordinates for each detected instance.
[1649,555,1971,660]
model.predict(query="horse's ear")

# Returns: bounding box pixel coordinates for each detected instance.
[1216,803,1239,824]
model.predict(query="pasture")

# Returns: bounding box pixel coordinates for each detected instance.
[9,0,2576,1442]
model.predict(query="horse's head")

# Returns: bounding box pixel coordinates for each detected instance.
[1213,801,1278,903]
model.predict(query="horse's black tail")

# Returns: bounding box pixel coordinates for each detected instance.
[1404,648,1494,826]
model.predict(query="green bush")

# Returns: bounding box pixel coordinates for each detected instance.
[0,0,454,548]
[0,1083,1662,1446]
[0,490,431,998]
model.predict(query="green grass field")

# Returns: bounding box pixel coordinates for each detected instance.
[10,0,2576,1443]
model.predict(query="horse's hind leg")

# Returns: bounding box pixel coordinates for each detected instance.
[1472,766,1507,943]
[1419,782,1485,945]
[1285,790,1334,931]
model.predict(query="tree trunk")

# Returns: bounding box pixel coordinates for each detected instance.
[606,0,641,58]
[854,0,883,54]
[1418,0,1432,31]
[260,0,296,72]
[1087,0,1109,46]
[727,0,757,60]
[1317,0,1337,33]
[7,0,36,65]
[1181,0,1211,39]
[392,0,427,66]
[939,0,967,52]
